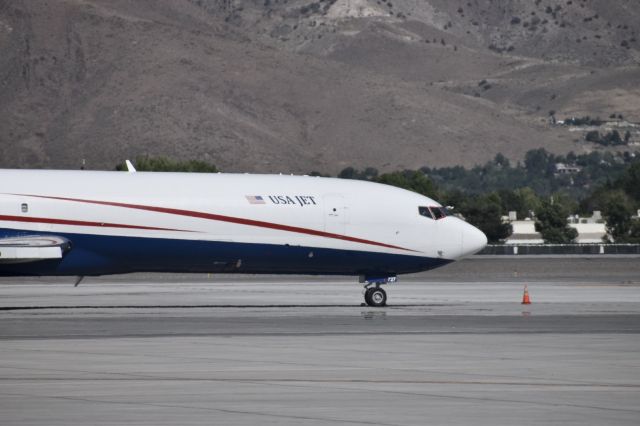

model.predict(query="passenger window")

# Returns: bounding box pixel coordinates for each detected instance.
[418,206,433,219]
[430,207,445,220]
[21,203,28,213]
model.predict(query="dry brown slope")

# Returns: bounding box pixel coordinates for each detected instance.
[0,0,638,173]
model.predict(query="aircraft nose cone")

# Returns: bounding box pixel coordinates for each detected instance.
[461,223,488,257]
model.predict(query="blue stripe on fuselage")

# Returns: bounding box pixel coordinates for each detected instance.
[0,228,451,277]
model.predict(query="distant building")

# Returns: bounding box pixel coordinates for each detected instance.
[554,162,581,175]
[604,120,639,128]
[503,211,606,244]
[568,211,607,243]
[504,219,543,244]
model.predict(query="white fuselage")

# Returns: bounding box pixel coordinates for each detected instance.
[0,170,487,277]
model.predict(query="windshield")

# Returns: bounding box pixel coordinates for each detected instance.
[418,206,448,220]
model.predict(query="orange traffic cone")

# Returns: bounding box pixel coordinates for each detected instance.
[521,284,531,305]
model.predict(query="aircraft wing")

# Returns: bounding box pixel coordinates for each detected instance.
[0,235,71,264]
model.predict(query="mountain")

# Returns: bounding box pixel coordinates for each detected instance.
[0,0,638,173]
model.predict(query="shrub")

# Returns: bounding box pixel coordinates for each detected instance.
[116,157,218,173]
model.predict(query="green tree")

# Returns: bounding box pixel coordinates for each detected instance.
[618,162,640,203]
[493,153,510,168]
[534,200,577,243]
[585,130,601,143]
[607,130,623,145]
[627,221,640,243]
[338,167,357,179]
[550,192,578,215]
[498,187,541,219]
[441,189,470,213]
[376,171,439,199]
[362,167,379,180]
[459,193,512,243]
[338,167,379,180]
[601,190,636,242]
[524,148,554,176]
[579,186,610,215]
[116,157,217,173]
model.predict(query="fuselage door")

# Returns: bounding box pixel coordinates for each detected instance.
[323,194,346,235]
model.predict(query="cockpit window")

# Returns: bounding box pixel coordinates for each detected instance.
[420,206,449,220]
[418,206,433,219]
[431,207,446,220]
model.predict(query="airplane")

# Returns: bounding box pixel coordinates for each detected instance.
[0,167,487,307]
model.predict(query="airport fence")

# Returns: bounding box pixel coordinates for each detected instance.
[478,244,640,255]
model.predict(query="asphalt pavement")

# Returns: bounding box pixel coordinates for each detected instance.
[1,256,639,425]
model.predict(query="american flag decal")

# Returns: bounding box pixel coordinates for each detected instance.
[245,195,266,204]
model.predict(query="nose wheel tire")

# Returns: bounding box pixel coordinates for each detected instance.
[364,287,387,307]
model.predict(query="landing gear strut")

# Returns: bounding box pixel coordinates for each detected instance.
[361,276,396,307]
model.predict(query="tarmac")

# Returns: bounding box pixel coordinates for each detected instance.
[1,256,639,425]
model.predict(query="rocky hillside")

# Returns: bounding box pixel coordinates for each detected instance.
[0,0,638,173]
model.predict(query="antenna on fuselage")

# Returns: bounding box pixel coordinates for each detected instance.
[125,160,137,173]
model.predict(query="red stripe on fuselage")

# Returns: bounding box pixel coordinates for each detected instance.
[13,194,415,252]
[0,214,190,232]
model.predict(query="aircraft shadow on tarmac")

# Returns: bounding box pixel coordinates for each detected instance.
[0,303,455,311]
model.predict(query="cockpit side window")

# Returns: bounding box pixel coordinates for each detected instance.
[418,206,433,219]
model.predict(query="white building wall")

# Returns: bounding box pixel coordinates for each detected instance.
[505,220,606,244]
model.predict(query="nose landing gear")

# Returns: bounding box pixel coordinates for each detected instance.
[364,286,387,307]
[361,276,396,307]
